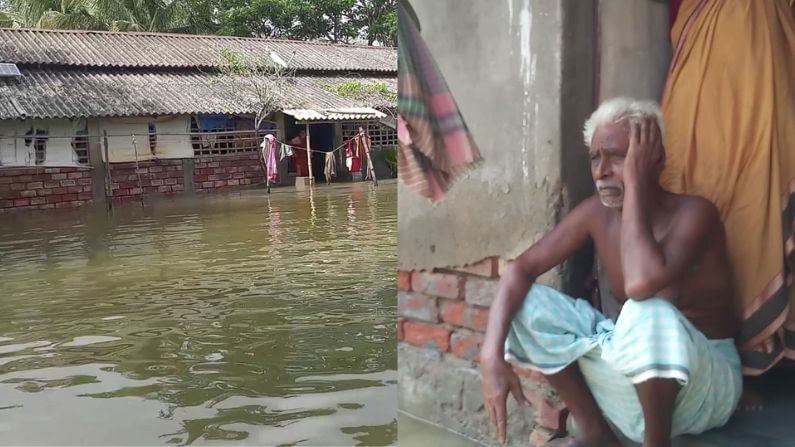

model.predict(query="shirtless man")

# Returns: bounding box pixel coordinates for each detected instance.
[479,98,741,447]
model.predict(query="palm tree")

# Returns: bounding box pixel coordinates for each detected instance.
[2,0,211,33]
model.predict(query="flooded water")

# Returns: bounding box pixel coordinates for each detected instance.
[0,182,397,446]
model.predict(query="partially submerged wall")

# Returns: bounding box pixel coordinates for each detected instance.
[398,0,596,444]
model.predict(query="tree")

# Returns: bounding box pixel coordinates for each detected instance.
[352,0,396,46]
[2,0,213,33]
[216,48,297,128]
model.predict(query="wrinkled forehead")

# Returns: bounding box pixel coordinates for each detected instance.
[590,121,630,151]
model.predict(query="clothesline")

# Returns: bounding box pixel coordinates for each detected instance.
[270,138,348,155]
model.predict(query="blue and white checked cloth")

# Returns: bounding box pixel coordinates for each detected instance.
[505,284,742,442]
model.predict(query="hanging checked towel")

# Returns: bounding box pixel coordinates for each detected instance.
[279,143,293,161]
[324,151,337,184]
[397,0,482,203]
[261,134,279,183]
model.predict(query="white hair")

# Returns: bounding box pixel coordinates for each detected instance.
[582,97,665,147]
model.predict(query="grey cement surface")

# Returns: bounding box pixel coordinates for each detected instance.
[399,0,586,271]
[403,369,795,447]
[598,0,670,102]
[399,412,485,447]
[398,344,543,447]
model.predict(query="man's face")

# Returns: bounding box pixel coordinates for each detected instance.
[589,121,630,209]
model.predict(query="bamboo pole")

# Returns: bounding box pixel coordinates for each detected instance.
[360,128,378,187]
[305,123,314,186]
[102,130,112,210]
[131,132,145,208]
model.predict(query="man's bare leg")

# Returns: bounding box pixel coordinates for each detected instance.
[545,364,622,447]
[635,378,680,447]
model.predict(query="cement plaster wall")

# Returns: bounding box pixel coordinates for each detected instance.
[399,0,597,273]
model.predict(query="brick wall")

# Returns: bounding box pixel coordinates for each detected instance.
[193,154,265,191]
[398,257,569,443]
[110,159,185,201]
[0,167,93,211]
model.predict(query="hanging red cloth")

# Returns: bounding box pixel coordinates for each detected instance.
[289,134,309,177]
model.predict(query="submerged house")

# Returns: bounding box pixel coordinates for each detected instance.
[0,28,397,211]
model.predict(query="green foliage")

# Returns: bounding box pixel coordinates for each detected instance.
[374,145,397,177]
[329,81,396,102]
[0,0,397,45]
[2,0,213,33]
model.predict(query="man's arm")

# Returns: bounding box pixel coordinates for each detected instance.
[621,119,718,299]
[481,196,597,360]
[479,196,596,444]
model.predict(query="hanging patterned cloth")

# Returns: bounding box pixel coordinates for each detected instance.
[397,0,483,203]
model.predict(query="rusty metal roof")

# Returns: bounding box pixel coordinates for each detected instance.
[0,67,396,120]
[0,28,397,72]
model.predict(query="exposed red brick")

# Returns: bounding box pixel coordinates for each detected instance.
[213,180,226,188]
[0,200,14,208]
[441,300,489,332]
[13,198,29,206]
[78,192,93,200]
[18,175,33,182]
[449,257,499,278]
[411,271,464,300]
[398,292,439,322]
[450,329,484,361]
[26,181,43,189]
[402,320,451,352]
[465,277,500,308]
[67,172,84,179]
[77,178,92,185]
[397,271,411,291]
[397,318,405,341]
[524,390,568,431]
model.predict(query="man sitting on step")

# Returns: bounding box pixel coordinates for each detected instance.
[479,98,741,447]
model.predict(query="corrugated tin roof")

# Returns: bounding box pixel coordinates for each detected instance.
[0,68,396,120]
[283,107,387,121]
[0,28,396,72]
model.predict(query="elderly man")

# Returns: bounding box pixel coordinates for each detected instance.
[480,98,741,447]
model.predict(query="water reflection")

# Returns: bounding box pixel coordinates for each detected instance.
[0,182,397,445]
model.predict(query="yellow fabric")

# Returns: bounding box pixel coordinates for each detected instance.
[661,0,795,374]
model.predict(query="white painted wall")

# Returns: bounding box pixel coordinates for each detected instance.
[99,115,193,163]
[0,118,85,167]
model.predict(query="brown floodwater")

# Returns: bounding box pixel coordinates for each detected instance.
[0,181,397,445]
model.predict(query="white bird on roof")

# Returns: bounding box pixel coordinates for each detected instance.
[269,51,288,69]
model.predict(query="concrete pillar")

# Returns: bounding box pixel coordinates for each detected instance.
[182,158,195,194]
[86,118,106,206]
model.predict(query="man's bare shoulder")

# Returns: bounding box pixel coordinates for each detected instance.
[670,193,722,231]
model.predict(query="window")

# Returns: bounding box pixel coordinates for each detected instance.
[148,123,157,155]
[34,130,47,165]
[191,115,277,157]
[341,122,397,148]
[71,132,89,165]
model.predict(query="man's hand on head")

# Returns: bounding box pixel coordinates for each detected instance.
[625,117,664,190]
